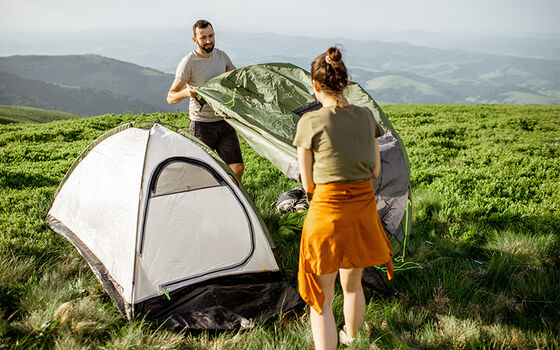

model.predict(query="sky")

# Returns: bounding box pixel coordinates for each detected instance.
[1,0,559,37]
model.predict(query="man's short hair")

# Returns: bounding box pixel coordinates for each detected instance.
[193,20,213,35]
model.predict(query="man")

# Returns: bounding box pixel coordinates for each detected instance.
[167,20,244,182]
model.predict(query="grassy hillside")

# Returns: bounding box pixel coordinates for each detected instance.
[0,105,558,349]
[0,54,176,114]
[0,105,76,124]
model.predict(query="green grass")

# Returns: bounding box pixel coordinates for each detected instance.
[0,105,77,124]
[0,105,559,349]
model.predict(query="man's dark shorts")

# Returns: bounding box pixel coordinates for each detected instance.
[189,120,243,165]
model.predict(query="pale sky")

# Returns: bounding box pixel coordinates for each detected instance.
[0,0,559,37]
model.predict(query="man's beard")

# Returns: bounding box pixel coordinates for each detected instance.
[200,42,214,53]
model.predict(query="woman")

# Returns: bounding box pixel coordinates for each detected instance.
[293,47,394,350]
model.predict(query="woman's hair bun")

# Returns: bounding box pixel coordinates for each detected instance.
[311,45,348,94]
[326,47,342,63]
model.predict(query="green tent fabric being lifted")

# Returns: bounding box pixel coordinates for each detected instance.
[195,63,411,242]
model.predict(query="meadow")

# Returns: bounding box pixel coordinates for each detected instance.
[0,105,76,125]
[0,104,558,349]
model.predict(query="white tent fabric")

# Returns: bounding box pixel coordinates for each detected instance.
[49,127,147,303]
[133,124,277,302]
[47,123,280,314]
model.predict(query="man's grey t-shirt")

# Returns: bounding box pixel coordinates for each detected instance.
[175,48,234,122]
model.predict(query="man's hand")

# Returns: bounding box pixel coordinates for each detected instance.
[185,87,198,98]
[167,78,197,104]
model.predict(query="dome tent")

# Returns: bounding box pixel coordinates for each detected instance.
[195,63,412,293]
[46,121,301,330]
[195,63,411,244]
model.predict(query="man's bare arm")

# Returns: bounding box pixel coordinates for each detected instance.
[226,65,236,72]
[167,78,198,104]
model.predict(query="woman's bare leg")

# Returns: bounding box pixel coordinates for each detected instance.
[310,271,338,350]
[339,268,365,338]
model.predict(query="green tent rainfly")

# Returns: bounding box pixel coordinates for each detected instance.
[196,63,412,242]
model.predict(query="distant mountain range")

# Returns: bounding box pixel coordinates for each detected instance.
[0,29,558,113]
[222,33,560,104]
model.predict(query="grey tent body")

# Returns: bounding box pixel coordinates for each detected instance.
[46,121,300,329]
[196,63,411,242]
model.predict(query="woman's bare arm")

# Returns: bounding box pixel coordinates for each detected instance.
[372,138,381,178]
[298,147,315,193]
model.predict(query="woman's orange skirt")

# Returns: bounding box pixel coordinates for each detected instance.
[298,180,393,314]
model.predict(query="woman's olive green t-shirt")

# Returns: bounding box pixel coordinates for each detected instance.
[293,105,384,184]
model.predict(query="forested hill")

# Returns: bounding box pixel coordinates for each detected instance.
[0,71,162,116]
[0,55,177,116]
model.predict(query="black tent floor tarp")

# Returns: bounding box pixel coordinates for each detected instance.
[135,272,303,330]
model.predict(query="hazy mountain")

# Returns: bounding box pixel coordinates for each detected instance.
[2,28,558,70]
[358,31,560,61]
[218,33,560,104]
[0,29,559,106]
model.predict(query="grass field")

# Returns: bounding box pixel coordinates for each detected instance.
[0,105,559,349]
[0,105,77,125]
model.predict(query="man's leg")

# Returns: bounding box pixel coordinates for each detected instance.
[228,162,244,182]
[310,271,338,350]
[189,120,219,149]
[216,121,244,183]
